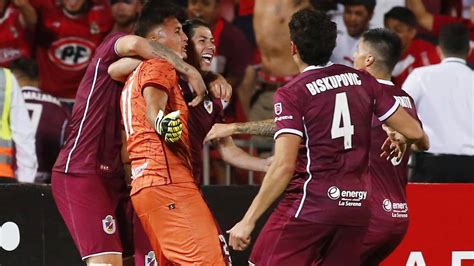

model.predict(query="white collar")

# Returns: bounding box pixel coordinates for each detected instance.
[21,86,41,91]
[442,57,466,64]
[303,62,334,72]
[376,79,394,86]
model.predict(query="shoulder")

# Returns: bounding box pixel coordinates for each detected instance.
[141,58,175,74]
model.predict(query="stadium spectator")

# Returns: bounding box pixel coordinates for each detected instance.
[384,6,440,86]
[0,0,37,67]
[32,0,113,106]
[407,0,474,65]
[10,59,69,184]
[402,23,474,183]
[331,0,375,66]
[188,0,253,121]
[110,0,142,33]
[0,67,37,183]
[227,8,426,264]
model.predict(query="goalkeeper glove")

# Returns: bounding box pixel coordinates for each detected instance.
[155,110,183,143]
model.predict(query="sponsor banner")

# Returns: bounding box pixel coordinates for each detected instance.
[382,184,474,266]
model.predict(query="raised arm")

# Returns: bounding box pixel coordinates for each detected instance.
[406,0,434,31]
[217,136,271,172]
[12,0,37,30]
[204,119,275,143]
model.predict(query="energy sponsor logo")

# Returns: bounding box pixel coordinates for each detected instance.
[382,199,408,218]
[327,186,367,207]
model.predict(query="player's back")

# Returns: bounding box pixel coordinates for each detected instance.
[53,32,126,177]
[368,80,418,227]
[22,87,69,182]
[274,63,399,226]
[121,59,194,195]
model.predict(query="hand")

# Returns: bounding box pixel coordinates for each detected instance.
[203,123,236,143]
[209,74,232,102]
[380,124,407,161]
[227,220,254,251]
[187,69,206,107]
[156,110,183,143]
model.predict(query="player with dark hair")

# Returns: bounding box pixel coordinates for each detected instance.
[384,6,440,86]
[51,1,208,265]
[353,28,429,265]
[227,8,426,265]
[438,22,471,58]
[120,3,227,265]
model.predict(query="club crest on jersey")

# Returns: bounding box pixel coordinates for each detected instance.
[102,215,116,235]
[274,103,282,115]
[90,21,100,35]
[204,99,213,114]
[145,251,158,266]
[49,37,96,70]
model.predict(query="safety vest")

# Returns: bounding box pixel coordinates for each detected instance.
[0,68,14,178]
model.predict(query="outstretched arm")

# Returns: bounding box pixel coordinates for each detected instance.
[406,0,434,31]
[12,0,37,30]
[227,134,300,251]
[217,137,271,172]
[204,119,275,143]
[115,36,206,106]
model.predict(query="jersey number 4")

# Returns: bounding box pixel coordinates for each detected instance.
[331,92,354,149]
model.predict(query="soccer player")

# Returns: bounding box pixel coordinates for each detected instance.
[353,28,429,265]
[10,58,69,183]
[227,9,426,265]
[120,3,227,265]
[51,7,208,266]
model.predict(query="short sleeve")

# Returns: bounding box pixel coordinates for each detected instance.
[273,87,304,139]
[139,59,177,95]
[101,32,126,61]
[401,70,421,105]
[372,81,400,122]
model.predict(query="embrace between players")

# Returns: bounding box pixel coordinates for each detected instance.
[52,1,429,265]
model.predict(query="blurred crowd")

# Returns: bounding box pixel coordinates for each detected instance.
[0,0,473,184]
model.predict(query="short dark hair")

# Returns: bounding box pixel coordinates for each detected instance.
[182,18,210,39]
[343,0,376,13]
[9,58,38,80]
[384,6,417,28]
[439,23,470,58]
[289,8,337,66]
[362,28,402,73]
[134,0,187,37]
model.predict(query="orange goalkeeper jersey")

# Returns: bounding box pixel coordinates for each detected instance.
[121,58,193,195]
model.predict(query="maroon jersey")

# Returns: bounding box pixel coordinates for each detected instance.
[368,80,419,231]
[21,87,69,181]
[32,0,112,99]
[0,5,31,67]
[53,32,126,177]
[273,63,399,226]
[179,79,225,184]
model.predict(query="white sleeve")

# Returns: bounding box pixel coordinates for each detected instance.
[401,70,422,105]
[10,78,37,182]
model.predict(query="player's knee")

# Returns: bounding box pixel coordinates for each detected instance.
[86,253,123,266]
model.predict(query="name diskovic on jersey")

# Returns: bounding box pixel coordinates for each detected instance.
[305,73,362,96]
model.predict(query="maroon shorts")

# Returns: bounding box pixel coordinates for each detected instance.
[361,221,408,265]
[249,207,368,266]
[51,171,133,260]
